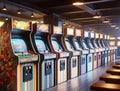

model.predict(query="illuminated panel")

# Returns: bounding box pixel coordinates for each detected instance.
[104,35,107,39]
[12,20,30,30]
[117,37,120,39]
[53,26,62,34]
[100,34,103,38]
[37,24,49,32]
[67,28,74,35]
[95,33,99,38]
[90,32,94,38]
[11,38,28,54]
[84,31,89,37]
[75,29,82,36]
[108,35,110,39]
[110,41,115,46]
[117,41,120,46]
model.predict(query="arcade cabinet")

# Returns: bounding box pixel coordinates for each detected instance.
[106,35,112,63]
[74,29,89,75]
[81,31,93,72]
[31,23,57,91]
[116,37,120,59]
[99,34,106,65]
[63,27,81,79]
[94,33,102,67]
[109,36,117,62]
[89,32,97,69]
[49,25,69,84]
[0,19,39,91]
[103,35,109,64]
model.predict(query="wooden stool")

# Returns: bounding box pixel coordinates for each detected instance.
[113,65,120,69]
[116,61,120,65]
[106,68,120,75]
[100,74,120,84]
[90,82,120,91]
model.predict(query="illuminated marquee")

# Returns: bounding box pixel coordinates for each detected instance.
[67,28,74,35]
[84,31,89,37]
[90,32,94,38]
[104,35,107,39]
[75,29,82,36]
[37,24,49,32]
[95,33,99,38]
[12,20,30,30]
[53,26,62,34]
[100,34,103,38]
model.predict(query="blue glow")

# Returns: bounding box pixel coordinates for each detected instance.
[35,39,46,52]
[52,39,60,51]
[11,39,28,53]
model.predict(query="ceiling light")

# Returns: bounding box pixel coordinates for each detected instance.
[31,13,34,17]
[5,17,8,20]
[17,9,21,14]
[111,24,116,28]
[93,12,101,19]
[115,27,119,29]
[2,4,7,11]
[73,1,84,6]
[103,18,109,23]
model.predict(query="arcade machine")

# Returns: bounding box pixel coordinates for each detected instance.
[62,27,81,79]
[49,25,69,84]
[116,37,120,59]
[81,31,93,72]
[94,33,102,67]
[99,34,106,65]
[103,35,109,64]
[104,35,111,64]
[2,19,38,91]
[89,32,97,69]
[31,23,57,91]
[73,29,89,75]
[109,36,117,62]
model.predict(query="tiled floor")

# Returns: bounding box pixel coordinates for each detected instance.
[44,59,120,91]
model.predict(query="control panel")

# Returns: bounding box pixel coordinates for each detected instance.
[60,60,65,71]
[81,58,85,64]
[89,57,91,62]
[23,65,33,82]
[45,62,52,75]
[72,58,76,67]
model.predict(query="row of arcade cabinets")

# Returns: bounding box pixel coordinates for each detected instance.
[0,18,117,91]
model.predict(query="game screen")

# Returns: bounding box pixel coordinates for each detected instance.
[94,41,98,48]
[82,40,88,49]
[11,38,28,54]
[89,40,94,49]
[35,39,47,53]
[74,39,82,50]
[65,39,74,51]
[52,38,61,51]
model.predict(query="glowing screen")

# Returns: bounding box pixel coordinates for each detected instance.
[82,41,88,49]
[67,28,74,35]
[37,24,49,32]
[11,39,28,53]
[74,39,82,50]
[65,39,73,51]
[35,39,46,53]
[52,39,61,51]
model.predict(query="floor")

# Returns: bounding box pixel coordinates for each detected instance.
[44,59,119,91]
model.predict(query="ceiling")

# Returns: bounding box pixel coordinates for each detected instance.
[2,0,120,36]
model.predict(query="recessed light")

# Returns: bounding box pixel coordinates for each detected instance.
[73,2,84,6]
